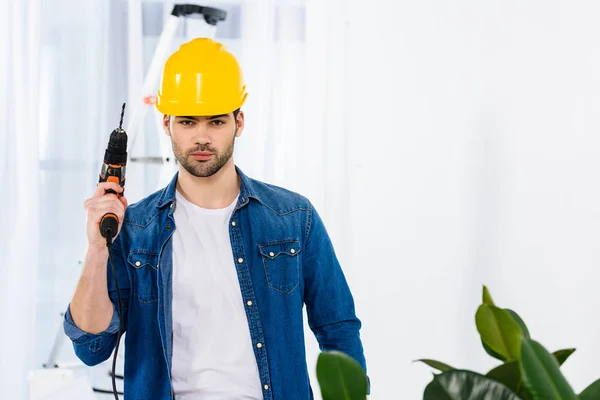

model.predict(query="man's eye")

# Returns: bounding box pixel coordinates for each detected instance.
[210,120,225,126]
[180,120,194,126]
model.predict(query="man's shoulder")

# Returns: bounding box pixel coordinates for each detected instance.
[122,188,165,226]
[246,176,313,213]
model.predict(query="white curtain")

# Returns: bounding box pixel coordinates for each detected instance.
[0,0,41,398]
[0,0,124,397]
[35,0,126,393]
[0,0,345,398]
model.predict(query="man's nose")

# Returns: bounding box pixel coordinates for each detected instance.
[193,124,211,144]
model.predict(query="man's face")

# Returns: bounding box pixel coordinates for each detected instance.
[163,112,244,178]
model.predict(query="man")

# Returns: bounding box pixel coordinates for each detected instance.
[64,38,367,399]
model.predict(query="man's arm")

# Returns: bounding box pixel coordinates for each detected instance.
[64,232,131,366]
[63,182,130,366]
[303,202,368,381]
[69,246,115,335]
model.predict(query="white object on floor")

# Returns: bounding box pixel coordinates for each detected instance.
[28,369,95,400]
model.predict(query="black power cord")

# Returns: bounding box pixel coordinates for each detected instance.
[105,230,124,400]
[93,388,124,396]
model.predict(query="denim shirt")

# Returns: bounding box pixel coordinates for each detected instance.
[63,166,367,399]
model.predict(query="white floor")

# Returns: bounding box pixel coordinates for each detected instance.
[29,362,122,400]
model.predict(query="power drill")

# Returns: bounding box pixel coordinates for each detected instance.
[98,103,128,400]
[99,103,128,244]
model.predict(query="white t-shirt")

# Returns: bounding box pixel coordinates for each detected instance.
[171,189,263,400]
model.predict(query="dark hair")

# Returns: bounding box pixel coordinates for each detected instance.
[168,108,241,121]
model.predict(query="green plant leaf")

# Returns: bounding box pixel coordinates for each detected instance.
[552,349,576,365]
[423,370,521,400]
[478,287,523,361]
[476,304,524,361]
[415,359,455,373]
[580,378,600,400]
[481,309,529,362]
[505,309,531,339]
[316,351,367,400]
[482,339,508,362]
[519,338,577,400]
[487,348,576,393]
[517,386,533,400]
[483,285,495,305]
[486,360,522,389]
[516,349,574,400]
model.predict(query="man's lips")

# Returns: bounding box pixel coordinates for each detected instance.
[190,151,213,160]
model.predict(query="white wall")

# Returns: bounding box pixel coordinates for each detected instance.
[344,1,600,397]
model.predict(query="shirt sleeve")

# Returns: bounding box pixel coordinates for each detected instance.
[302,201,369,392]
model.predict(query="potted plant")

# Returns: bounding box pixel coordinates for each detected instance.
[316,286,600,399]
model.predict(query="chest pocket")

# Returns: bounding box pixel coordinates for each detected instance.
[259,239,301,294]
[128,251,159,304]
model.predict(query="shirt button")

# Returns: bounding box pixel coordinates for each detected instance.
[135,261,141,267]
[247,301,253,306]
[257,343,263,348]
[269,252,274,257]
[290,248,295,254]
[264,385,269,390]
[231,221,236,226]
[238,258,244,263]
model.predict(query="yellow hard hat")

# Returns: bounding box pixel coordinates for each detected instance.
[156,38,248,116]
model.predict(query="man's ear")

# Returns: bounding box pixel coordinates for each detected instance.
[235,111,245,138]
[163,114,171,136]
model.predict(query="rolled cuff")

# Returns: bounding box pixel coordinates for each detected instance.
[63,303,120,345]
